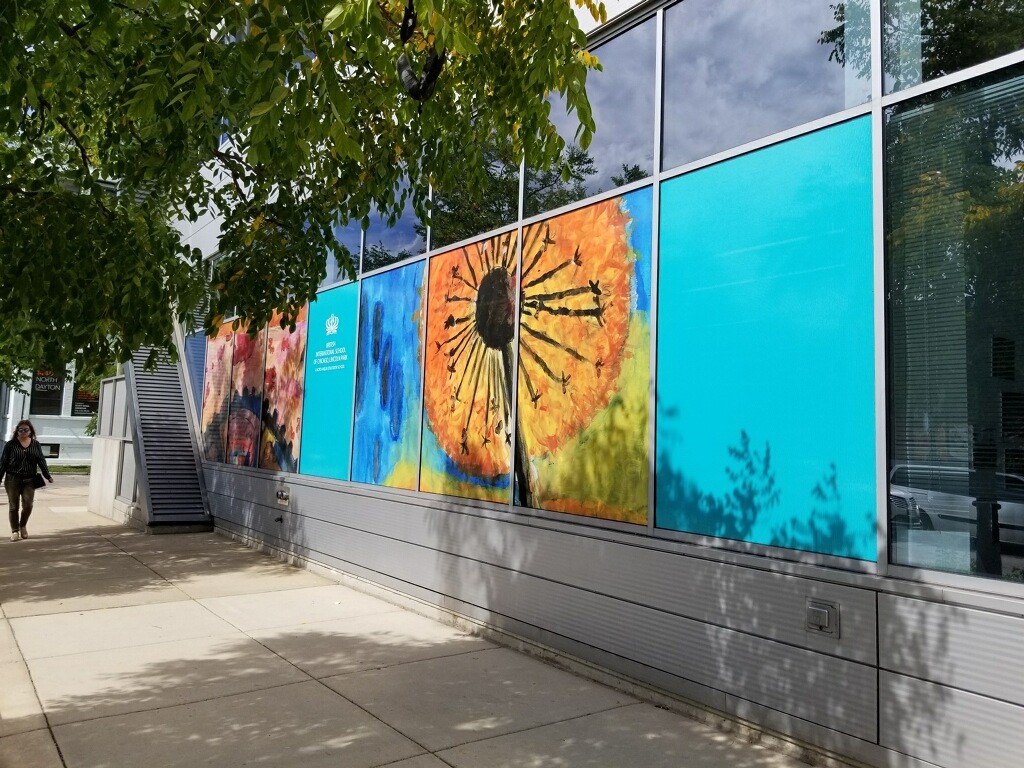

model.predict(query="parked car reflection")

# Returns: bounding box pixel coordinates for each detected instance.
[889,464,1024,547]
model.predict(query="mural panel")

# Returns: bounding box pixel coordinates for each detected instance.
[515,190,652,523]
[655,117,876,560]
[420,230,518,502]
[351,261,425,489]
[300,282,360,480]
[226,324,267,467]
[259,307,308,472]
[200,323,233,462]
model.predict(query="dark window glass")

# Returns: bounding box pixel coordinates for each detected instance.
[886,66,1024,582]
[430,142,519,249]
[525,19,656,217]
[362,180,426,273]
[662,0,870,170]
[321,219,362,288]
[884,0,1024,94]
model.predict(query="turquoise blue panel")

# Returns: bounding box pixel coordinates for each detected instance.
[656,117,876,560]
[300,282,359,480]
[352,261,425,488]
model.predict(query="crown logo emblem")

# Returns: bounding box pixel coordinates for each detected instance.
[325,313,339,336]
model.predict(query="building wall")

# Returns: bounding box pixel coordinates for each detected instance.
[2,370,97,465]
[179,3,1024,767]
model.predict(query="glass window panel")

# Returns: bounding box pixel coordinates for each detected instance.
[321,219,362,289]
[431,142,519,250]
[117,440,136,501]
[112,377,127,440]
[656,118,876,560]
[884,0,1024,94]
[886,65,1024,581]
[362,180,427,273]
[662,0,871,171]
[525,19,656,217]
[99,380,115,437]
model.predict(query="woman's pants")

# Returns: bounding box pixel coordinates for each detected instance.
[5,475,35,532]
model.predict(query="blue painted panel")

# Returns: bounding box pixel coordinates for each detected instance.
[300,283,360,480]
[183,332,206,416]
[351,262,425,489]
[656,117,876,560]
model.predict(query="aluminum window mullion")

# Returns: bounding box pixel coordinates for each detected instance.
[647,7,665,536]
[508,157,528,514]
[346,278,363,483]
[871,0,889,576]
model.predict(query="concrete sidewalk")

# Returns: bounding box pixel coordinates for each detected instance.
[1,476,807,768]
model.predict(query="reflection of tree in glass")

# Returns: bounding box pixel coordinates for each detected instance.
[887,69,1024,576]
[362,243,414,274]
[427,144,520,250]
[428,142,602,248]
[821,1,1024,90]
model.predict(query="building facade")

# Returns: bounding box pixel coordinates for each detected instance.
[172,3,1024,766]
[1,368,97,465]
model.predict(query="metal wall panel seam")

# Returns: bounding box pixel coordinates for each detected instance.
[234,504,878,739]
[879,671,1024,768]
[200,465,932,596]
[205,489,877,665]
[212,518,896,766]
[273,488,877,661]
[878,594,1024,706]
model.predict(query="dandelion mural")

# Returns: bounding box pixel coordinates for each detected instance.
[226,324,267,467]
[259,306,308,472]
[420,190,652,522]
[517,192,651,522]
[420,230,518,501]
[201,322,234,462]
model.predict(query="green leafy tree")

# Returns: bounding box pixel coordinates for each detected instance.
[0,0,604,386]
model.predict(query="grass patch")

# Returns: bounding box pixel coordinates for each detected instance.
[49,465,91,475]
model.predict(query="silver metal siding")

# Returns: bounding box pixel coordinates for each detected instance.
[880,672,1024,768]
[880,594,1024,706]
[205,470,877,664]
[205,468,878,741]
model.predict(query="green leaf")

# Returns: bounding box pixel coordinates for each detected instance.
[322,4,346,32]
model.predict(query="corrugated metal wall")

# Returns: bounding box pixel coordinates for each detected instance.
[201,464,1024,768]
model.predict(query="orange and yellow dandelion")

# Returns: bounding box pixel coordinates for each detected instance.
[420,190,652,521]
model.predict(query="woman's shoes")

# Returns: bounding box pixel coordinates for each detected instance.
[9,532,18,542]
[19,527,27,539]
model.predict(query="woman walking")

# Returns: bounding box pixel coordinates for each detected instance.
[1,420,53,541]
